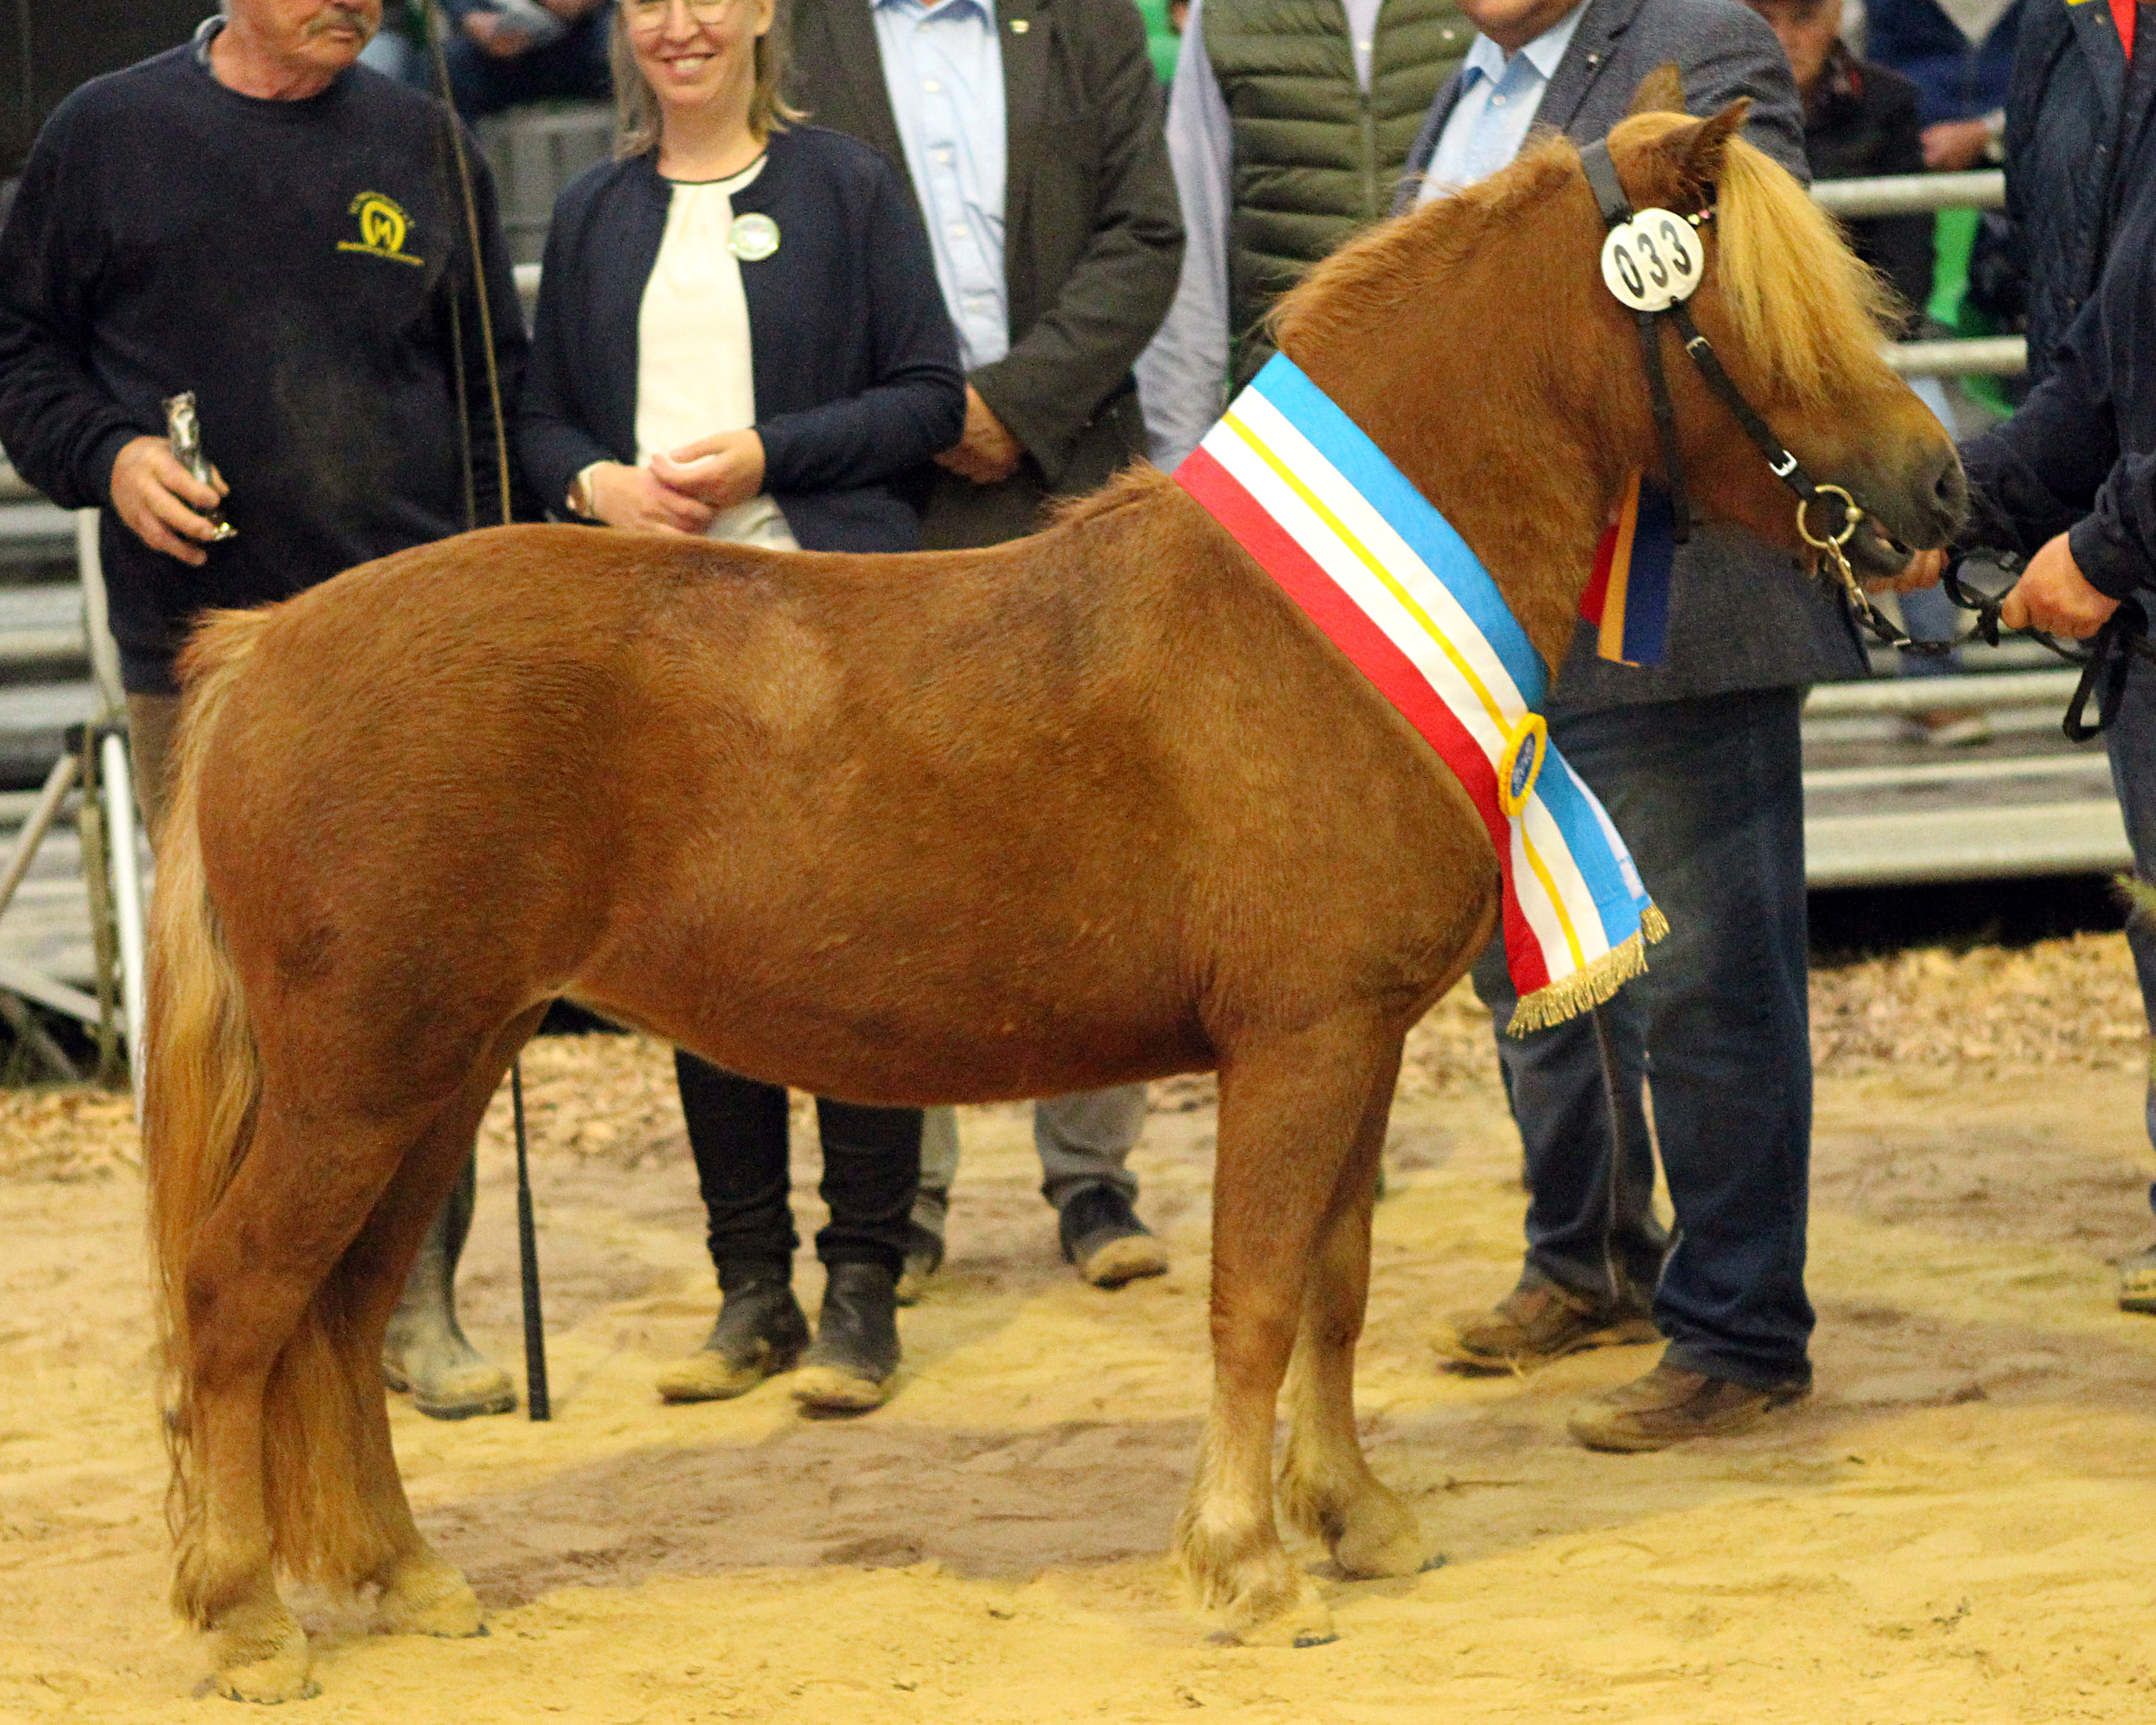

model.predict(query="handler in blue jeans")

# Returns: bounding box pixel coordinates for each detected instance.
[1396,0,1851,1449]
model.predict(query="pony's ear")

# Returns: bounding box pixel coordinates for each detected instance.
[1627,63,1686,115]
[1670,97,1752,190]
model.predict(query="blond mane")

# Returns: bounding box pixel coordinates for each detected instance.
[1270,122,1896,415]
[1700,131,1899,407]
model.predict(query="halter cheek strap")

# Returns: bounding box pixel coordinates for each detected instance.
[1580,144,1692,546]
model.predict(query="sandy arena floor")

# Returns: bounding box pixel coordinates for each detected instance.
[5,935,2156,1723]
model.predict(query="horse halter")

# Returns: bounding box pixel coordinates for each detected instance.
[1578,138,2156,741]
[1575,140,1865,588]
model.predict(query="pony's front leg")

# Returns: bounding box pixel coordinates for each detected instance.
[1277,1043,1428,1580]
[1177,1020,1392,1646]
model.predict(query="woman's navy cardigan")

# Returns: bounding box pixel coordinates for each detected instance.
[517,125,966,553]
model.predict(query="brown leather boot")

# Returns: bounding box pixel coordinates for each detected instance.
[1434,1279,1659,1374]
[1567,1361,1810,1452]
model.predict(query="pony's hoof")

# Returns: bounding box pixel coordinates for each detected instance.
[376,1557,485,1638]
[1228,1581,1336,1649]
[208,1605,314,1703]
[1332,1496,1428,1580]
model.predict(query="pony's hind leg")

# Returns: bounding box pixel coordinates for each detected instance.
[345,1012,546,1641]
[177,1095,434,1702]
[1277,1040,1429,1580]
[1177,1016,1394,1647]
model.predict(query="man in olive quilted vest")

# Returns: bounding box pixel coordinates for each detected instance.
[1136,0,1470,466]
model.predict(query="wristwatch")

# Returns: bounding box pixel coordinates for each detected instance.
[566,462,604,520]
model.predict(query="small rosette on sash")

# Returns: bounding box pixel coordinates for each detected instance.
[1174,356,1666,1032]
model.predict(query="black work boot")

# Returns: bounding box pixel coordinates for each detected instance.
[1058,1183,1169,1288]
[792,1261,901,1413]
[382,1155,517,1419]
[894,1221,944,1307]
[654,1261,810,1403]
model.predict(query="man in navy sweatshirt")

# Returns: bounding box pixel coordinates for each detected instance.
[0,0,531,1419]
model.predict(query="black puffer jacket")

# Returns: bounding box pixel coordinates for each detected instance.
[1985,0,2156,384]
[1962,110,2156,600]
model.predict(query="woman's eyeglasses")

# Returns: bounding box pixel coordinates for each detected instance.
[623,0,740,25]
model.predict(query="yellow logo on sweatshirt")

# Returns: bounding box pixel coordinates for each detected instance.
[337,192,424,266]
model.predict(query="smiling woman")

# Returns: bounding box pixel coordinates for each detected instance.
[517,0,969,1419]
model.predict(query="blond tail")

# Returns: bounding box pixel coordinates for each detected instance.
[144,608,397,1623]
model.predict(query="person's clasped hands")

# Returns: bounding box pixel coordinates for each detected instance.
[110,434,229,569]
[586,430,766,535]
[462,0,604,58]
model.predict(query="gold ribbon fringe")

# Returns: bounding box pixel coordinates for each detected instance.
[1504,903,1670,1035]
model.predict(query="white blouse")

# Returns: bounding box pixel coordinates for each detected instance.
[633,154,798,551]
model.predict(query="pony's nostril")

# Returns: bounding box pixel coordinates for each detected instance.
[1932,456,1969,517]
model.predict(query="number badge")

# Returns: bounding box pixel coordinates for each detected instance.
[1598,208,1702,313]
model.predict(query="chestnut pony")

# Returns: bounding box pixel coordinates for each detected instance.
[146,99,1960,1700]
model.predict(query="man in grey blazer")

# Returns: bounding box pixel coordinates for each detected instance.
[782,0,1186,1291]
[1397,0,1858,1449]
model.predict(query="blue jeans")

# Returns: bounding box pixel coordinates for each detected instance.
[1470,688,1815,1389]
[2109,662,2156,1200]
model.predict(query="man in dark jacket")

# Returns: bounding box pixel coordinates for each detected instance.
[1396,0,1850,1451]
[1985,0,2154,389]
[782,0,1186,1291]
[1973,0,2156,1310]
[1748,0,1932,322]
[0,0,530,1419]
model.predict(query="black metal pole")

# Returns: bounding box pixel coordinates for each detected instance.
[1588,1004,1634,1308]
[419,2,547,1422]
[511,1060,550,1421]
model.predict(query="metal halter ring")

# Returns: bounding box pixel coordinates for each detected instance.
[1795,483,1863,551]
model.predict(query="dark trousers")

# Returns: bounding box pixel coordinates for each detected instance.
[676,1054,922,1280]
[2106,662,2156,1198]
[1470,687,1815,1389]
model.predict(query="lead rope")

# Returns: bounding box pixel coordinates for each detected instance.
[417,5,550,1422]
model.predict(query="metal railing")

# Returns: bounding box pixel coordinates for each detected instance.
[1811,170,2004,217]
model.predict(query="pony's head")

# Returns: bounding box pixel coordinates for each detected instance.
[1590,87,1964,576]
[1272,76,1962,649]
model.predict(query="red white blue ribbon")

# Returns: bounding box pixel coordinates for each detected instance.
[1175,356,1665,1031]
[1580,471,1677,667]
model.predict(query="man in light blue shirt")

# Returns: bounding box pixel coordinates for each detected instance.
[786,0,1184,1292]
[870,0,1011,374]
[1391,0,1837,1455]
[1417,0,1588,197]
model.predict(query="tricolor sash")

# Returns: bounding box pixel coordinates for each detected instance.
[1175,356,1666,1032]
